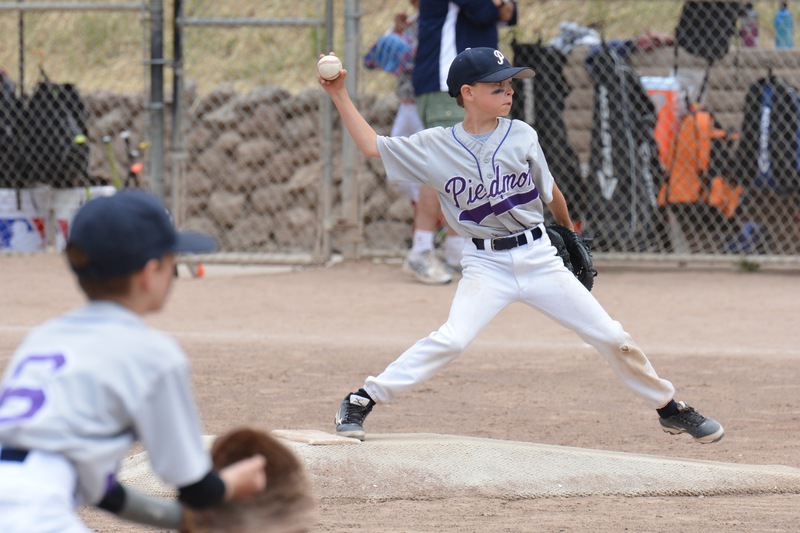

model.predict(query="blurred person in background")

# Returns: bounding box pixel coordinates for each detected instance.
[408,0,518,284]
[364,0,447,283]
[739,2,759,48]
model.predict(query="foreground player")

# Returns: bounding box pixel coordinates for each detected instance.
[0,190,266,532]
[319,48,724,445]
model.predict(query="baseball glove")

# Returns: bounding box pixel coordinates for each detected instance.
[193,427,317,533]
[546,224,597,291]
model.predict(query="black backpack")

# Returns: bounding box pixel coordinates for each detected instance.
[20,70,90,188]
[0,69,25,188]
[584,45,670,252]
[673,1,742,104]
[675,1,741,63]
[510,40,588,220]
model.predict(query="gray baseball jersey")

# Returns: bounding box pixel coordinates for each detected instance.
[0,301,210,505]
[377,117,555,239]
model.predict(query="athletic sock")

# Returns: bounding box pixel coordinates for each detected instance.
[657,399,679,419]
[444,235,466,266]
[356,388,375,405]
[408,229,435,259]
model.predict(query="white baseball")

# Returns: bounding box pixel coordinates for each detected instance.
[317,55,342,81]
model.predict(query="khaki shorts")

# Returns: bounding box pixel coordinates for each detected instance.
[416,91,465,128]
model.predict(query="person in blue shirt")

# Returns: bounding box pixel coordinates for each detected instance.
[775,1,794,49]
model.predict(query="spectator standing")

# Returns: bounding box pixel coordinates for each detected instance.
[363,0,449,283]
[404,0,517,284]
[364,0,421,145]
[775,1,794,49]
[389,0,422,142]
[739,2,759,48]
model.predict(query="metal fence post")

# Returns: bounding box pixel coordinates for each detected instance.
[316,0,335,262]
[341,0,361,259]
[170,0,186,225]
[148,0,165,201]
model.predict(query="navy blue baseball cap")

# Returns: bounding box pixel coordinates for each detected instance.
[446,47,535,97]
[67,189,218,279]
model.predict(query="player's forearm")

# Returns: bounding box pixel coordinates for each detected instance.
[548,184,574,230]
[329,91,380,158]
[98,482,187,530]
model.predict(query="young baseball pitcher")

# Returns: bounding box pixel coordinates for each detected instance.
[318,48,724,445]
[0,190,266,532]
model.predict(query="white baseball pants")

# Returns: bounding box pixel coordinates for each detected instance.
[0,447,91,533]
[364,226,676,410]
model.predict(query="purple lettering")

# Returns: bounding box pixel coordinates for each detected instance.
[467,181,487,204]
[445,177,466,207]
[447,165,537,219]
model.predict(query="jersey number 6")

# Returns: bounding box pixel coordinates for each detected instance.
[0,354,66,423]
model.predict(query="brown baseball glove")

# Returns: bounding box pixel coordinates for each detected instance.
[193,427,317,533]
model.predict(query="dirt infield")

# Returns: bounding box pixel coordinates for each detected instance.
[1,253,799,532]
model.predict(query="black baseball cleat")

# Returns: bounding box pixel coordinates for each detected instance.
[659,401,724,444]
[335,391,375,441]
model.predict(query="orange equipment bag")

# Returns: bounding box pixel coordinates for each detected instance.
[707,175,744,220]
[658,110,729,205]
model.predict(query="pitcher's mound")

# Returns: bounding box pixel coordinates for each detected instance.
[283,432,800,500]
[120,431,800,501]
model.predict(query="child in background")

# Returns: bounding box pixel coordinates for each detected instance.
[365,0,452,284]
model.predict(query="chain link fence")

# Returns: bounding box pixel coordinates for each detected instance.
[173,0,800,268]
[170,0,330,263]
[1,1,799,268]
[355,0,800,265]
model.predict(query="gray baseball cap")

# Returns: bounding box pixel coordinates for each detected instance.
[446,47,535,97]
